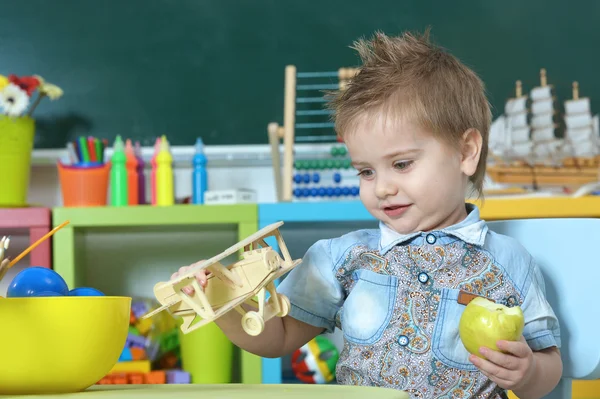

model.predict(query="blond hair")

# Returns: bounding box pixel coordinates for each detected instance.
[327,29,491,197]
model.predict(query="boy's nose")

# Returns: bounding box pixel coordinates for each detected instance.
[374,177,398,199]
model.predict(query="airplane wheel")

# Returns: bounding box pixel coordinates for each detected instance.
[242,311,264,336]
[277,294,290,317]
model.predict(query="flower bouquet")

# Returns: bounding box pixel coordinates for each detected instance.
[0,74,63,206]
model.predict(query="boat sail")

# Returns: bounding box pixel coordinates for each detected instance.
[561,81,600,166]
[529,69,562,165]
[486,69,600,189]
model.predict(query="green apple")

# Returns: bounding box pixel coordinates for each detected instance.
[459,296,524,358]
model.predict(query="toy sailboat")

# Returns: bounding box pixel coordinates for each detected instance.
[486,69,600,189]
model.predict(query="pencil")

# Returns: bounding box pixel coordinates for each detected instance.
[9,221,70,268]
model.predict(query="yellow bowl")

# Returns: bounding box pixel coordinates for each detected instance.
[0,296,131,395]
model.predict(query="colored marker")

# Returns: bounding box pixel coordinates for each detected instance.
[87,136,97,162]
[109,135,128,206]
[150,137,160,205]
[78,136,90,163]
[66,142,78,164]
[192,137,208,204]
[134,141,146,204]
[95,138,103,163]
[125,139,139,205]
[155,135,174,206]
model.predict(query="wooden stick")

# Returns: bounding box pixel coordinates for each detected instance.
[540,68,547,87]
[0,259,10,282]
[516,80,522,98]
[268,122,283,202]
[9,220,70,268]
[282,65,297,202]
[573,81,579,100]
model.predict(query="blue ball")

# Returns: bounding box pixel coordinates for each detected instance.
[31,291,64,297]
[7,267,69,298]
[68,287,105,296]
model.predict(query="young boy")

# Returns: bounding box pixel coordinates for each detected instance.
[172,30,562,398]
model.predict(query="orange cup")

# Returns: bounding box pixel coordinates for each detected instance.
[57,162,110,207]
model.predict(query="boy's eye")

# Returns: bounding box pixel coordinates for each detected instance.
[357,169,373,177]
[394,161,413,170]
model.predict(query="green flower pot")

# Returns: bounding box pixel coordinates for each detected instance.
[0,115,35,207]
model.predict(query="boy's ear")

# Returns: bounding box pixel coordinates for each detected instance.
[460,128,482,177]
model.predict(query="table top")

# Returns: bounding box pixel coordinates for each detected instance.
[1,383,410,398]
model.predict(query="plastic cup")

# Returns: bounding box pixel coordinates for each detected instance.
[0,116,35,207]
[57,162,110,207]
[178,321,234,383]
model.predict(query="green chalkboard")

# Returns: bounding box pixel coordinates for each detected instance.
[2,0,598,149]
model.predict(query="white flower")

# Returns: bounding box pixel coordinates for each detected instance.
[34,75,63,100]
[0,83,29,117]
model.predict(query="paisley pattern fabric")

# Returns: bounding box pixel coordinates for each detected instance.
[334,240,515,398]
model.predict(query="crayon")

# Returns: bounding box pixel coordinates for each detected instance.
[78,136,90,163]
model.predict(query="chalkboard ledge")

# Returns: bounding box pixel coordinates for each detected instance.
[30,142,343,169]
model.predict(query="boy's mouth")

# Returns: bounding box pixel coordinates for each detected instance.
[382,204,411,217]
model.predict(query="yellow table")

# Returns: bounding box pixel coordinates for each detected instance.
[471,195,600,220]
[0,384,410,398]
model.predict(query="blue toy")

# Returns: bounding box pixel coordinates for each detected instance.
[31,291,64,297]
[292,145,359,201]
[118,346,133,362]
[68,287,105,296]
[7,267,69,297]
[192,137,208,205]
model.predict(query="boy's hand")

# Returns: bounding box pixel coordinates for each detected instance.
[170,259,211,296]
[469,335,536,391]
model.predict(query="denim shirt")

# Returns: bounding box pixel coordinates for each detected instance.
[277,204,560,398]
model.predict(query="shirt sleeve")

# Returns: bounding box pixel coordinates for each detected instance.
[276,238,345,333]
[521,258,561,351]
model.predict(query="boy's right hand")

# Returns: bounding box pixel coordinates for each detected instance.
[170,259,211,296]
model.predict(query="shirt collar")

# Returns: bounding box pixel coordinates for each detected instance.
[378,203,488,254]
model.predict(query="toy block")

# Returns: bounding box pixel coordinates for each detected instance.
[129,310,137,325]
[109,360,151,374]
[166,370,191,384]
[129,326,140,336]
[111,373,127,385]
[118,346,133,362]
[96,376,113,385]
[135,317,153,335]
[128,373,144,384]
[159,330,179,353]
[159,352,179,369]
[132,301,149,319]
[144,371,166,384]
[125,333,147,348]
[130,347,146,361]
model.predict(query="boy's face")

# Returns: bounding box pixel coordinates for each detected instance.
[345,114,476,234]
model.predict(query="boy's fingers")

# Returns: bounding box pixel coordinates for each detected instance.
[496,337,531,358]
[478,347,519,370]
[196,274,207,285]
[470,354,511,381]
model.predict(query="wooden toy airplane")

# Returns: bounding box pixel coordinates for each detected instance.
[141,221,301,336]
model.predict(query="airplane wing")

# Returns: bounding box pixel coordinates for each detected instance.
[169,221,284,285]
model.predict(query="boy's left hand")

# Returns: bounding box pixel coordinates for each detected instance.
[469,335,536,391]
